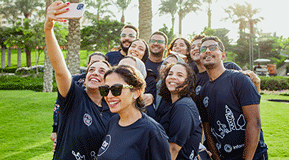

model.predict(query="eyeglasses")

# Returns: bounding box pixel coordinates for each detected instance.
[120,33,136,38]
[191,43,201,49]
[149,39,164,44]
[99,84,133,97]
[200,44,219,53]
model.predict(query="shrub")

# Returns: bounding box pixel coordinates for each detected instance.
[260,76,289,91]
[0,73,57,92]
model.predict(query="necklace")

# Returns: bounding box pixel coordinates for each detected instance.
[95,103,104,116]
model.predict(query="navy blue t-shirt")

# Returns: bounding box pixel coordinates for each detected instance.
[53,81,115,160]
[145,69,157,98]
[194,62,242,117]
[199,70,267,159]
[97,113,171,160]
[156,97,202,160]
[106,50,125,66]
[145,58,163,79]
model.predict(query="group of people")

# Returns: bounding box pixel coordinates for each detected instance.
[46,1,268,160]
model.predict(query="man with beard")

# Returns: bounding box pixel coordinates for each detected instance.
[198,36,268,160]
[106,24,138,66]
[145,31,167,78]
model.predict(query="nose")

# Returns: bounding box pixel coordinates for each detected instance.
[106,89,114,98]
[92,70,99,76]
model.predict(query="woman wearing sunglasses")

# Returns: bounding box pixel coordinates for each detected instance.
[158,62,202,160]
[97,65,171,160]
[45,2,115,159]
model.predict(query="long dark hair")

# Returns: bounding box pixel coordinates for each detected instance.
[159,62,196,102]
[104,65,146,112]
[128,39,150,63]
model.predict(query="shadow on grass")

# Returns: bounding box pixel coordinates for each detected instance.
[2,141,53,160]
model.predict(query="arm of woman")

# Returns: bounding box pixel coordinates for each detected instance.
[44,1,71,98]
[169,142,182,160]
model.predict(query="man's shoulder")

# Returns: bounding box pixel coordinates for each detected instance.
[106,50,121,56]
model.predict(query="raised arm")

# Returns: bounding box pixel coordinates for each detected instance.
[44,1,71,97]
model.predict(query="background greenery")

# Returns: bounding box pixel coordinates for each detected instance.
[0,90,288,159]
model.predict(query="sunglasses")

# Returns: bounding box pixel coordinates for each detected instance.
[200,44,219,53]
[99,84,133,97]
[149,39,164,44]
[120,33,136,38]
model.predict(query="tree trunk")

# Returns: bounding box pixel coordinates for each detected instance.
[67,18,81,75]
[7,48,11,67]
[43,46,53,92]
[171,16,175,34]
[178,14,183,37]
[17,47,21,68]
[207,4,212,28]
[25,45,31,67]
[43,0,54,92]
[1,47,5,69]
[138,0,152,42]
[121,10,125,23]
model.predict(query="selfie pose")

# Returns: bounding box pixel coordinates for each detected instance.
[45,2,114,159]
[97,65,171,160]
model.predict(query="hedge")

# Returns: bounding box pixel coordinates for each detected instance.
[0,73,57,92]
[260,76,289,91]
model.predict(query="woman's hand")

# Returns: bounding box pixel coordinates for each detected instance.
[44,1,70,31]
[143,93,154,107]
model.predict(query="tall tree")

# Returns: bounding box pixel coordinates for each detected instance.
[158,0,178,34]
[1,0,44,67]
[67,0,81,75]
[224,2,263,70]
[138,0,152,41]
[43,0,53,92]
[2,0,44,67]
[113,0,132,23]
[84,0,115,21]
[203,0,217,28]
[176,0,201,36]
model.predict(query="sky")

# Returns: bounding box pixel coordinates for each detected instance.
[106,0,289,43]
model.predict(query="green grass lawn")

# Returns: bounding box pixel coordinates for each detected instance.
[2,49,97,69]
[0,90,288,159]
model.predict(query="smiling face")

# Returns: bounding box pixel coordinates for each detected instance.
[120,28,137,53]
[159,56,178,79]
[85,62,110,89]
[165,64,188,95]
[104,73,137,114]
[200,40,225,69]
[149,34,166,57]
[172,39,189,57]
[127,40,146,60]
[190,39,202,62]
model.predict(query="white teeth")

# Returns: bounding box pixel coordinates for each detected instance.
[109,101,118,105]
[205,56,212,60]
[170,82,177,85]
[91,79,99,82]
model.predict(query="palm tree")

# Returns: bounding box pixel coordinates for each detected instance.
[138,0,152,41]
[85,0,115,21]
[176,0,201,36]
[43,0,53,93]
[203,0,218,28]
[224,2,263,70]
[158,0,178,34]
[113,0,132,23]
[67,0,81,75]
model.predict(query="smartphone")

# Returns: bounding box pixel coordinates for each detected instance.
[56,3,85,19]
[170,51,187,59]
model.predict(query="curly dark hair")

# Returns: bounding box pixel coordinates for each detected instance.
[103,65,146,112]
[159,62,196,102]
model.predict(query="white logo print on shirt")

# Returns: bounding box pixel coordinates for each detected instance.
[211,105,246,139]
[72,151,86,160]
[83,113,92,126]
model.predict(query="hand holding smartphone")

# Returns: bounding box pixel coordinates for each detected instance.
[56,3,85,19]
